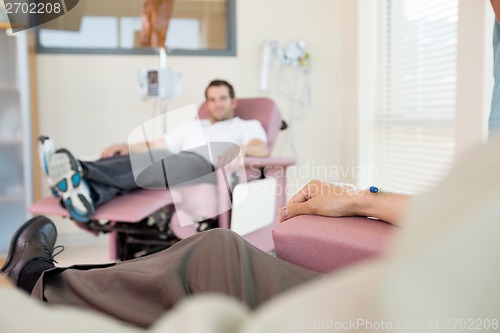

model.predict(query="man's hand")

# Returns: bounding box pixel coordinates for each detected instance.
[280,179,410,226]
[218,145,242,167]
[217,138,269,166]
[100,138,167,159]
[279,180,360,222]
[100,144,129,158]
[243,139,269,157]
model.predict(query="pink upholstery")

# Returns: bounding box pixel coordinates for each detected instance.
[198,97,293,252]
[28,189,179,223]
[216,157,296,251]
[160,97,292,251]
[272,215,396,273]
[28,189,181,259]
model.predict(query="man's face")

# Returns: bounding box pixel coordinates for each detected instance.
[206,85,236,123]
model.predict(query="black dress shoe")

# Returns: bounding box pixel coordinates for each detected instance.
[1,215,58,285]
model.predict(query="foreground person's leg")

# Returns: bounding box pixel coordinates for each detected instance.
[33,229,322,328]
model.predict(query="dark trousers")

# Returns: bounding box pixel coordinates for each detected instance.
[31,229,322,328]
[81,151,216,207]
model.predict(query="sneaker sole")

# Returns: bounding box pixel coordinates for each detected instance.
[39,136,49,174]
[52,149,94,222]
[66,194,94,222]
[39,136,61,199]
[0,216,56,273]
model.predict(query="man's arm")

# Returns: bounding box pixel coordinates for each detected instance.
[242,139,269,157]
[280,180,411,226]
[218,139,270,166]
[239,119,270,157]
[100,138,166,158]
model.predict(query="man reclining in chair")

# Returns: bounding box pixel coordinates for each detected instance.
[39,79,269,222]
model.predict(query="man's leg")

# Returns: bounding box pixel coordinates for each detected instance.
[40,135,216,220]
[39,136,141,210]
[80,154,141,207]
[1,216,60,294]
[83,150,216,206]
[32,229,321,329]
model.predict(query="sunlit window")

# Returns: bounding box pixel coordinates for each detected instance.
[36,0,236,56]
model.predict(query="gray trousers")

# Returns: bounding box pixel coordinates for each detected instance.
[81,150,216,207]
[31,230,322,329]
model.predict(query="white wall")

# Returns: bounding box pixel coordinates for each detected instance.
[455,0,491,160]
[36,0,344,236]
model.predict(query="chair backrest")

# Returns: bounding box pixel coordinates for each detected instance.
[197,97,283,151]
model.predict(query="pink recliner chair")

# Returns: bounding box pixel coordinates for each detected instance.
[29,97,294,260]
[272,215,396,274]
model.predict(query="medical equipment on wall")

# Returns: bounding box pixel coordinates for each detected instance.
[137,48,182,100]
[260,39,312,157]
[260,40,311,116]
[137,48,182,134]
[260,40,310,91]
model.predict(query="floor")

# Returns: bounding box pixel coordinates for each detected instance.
[1,214,117,268]
[49,218,116,266]
[53,241,113,266]
[0,236,114,269]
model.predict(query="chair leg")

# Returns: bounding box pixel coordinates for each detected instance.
[197,217,219,232]
[104,206,183,261]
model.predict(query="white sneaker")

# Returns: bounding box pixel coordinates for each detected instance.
[47,148,95,222]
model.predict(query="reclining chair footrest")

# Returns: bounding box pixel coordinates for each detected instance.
[28,189,177,223]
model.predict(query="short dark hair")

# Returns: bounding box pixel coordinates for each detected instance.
[205,79,235,99]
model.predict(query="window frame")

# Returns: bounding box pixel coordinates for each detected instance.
[35,0,237,56]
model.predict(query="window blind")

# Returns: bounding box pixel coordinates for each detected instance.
[369,0,459,194]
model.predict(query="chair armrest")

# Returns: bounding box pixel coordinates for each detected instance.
[217,157,295,175]
[243,157,295,184]
[272,215,396,273]
[244,157,296,168]
[215,156,295,239]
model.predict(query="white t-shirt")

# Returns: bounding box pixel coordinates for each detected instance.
[163,117,267,163]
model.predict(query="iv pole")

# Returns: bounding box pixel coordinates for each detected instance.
[159,47,168,134]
